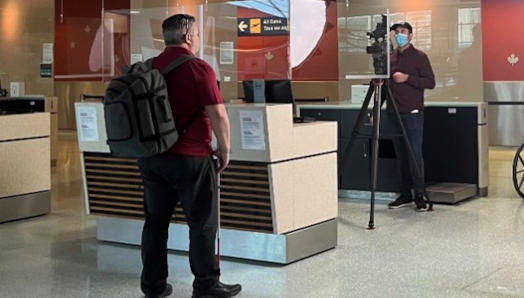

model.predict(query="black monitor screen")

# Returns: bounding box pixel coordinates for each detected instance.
[242,80,254,103]
[265,80,294,105]
[242,80,266,103]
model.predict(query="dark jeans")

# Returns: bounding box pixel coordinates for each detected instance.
[137,154,220,297]
[389,112,425,197]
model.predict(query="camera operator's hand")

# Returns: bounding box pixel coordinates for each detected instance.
[393,72,409,83]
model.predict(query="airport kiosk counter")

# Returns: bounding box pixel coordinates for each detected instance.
[75,102,338,264]
[298,101,489,202]
[0,111,51,223]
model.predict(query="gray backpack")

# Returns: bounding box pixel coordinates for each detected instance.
[104,55,195,158]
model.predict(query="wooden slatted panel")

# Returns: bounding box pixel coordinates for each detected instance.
[87,175,143,183]
[84,153,273,233]
[220,177,269,185]
[219,161,273,232]
[86,168,141,176]
[84,152,186,224]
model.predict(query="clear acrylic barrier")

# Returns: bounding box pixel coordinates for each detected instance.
[338,1,482,102]
[339,8,390,80]
[104,1,292,101]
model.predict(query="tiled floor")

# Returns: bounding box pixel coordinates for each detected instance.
[0,134,523,298]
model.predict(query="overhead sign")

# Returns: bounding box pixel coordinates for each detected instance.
[237,17,289,37]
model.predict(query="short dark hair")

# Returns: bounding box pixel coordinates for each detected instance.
[162,14,196,46]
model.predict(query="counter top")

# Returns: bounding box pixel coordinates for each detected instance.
[226,104,337,162]
[298,101,485,110]
[0,112,50,142]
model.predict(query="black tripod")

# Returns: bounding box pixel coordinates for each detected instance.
[340,79,434,230]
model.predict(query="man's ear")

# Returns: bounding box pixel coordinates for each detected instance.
[184,33,192,45]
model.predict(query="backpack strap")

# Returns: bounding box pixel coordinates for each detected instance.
[158,55,199,133]
[144,58,155,70]
[127,60,149,73]
[161,55,196,75]
[180,110,202,134]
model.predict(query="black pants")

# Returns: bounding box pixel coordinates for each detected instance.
[389,112,425,197]
[137,153,220,297]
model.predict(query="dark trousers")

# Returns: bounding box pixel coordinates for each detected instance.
[389,112,425,197]
[137,154,220,297]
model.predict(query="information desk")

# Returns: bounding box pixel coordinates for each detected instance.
[76,102,338,264]
[299,101,489,200]
[0,112,51,223]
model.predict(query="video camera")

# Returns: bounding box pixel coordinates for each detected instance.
[366,15,390,75]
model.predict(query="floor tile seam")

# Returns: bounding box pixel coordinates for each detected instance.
[461,266,507,291]
[490,174,513,178]
[464,287,524,298]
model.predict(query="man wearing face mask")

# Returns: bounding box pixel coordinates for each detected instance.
[387,22,435,212]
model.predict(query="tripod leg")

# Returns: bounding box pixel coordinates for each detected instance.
[385,82,433,211]
[338,83,374,177]
[368,83,383,229]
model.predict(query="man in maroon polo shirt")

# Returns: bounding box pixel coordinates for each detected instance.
[137,14,241,298]
[386,22,435,212]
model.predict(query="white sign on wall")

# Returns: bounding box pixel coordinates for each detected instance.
[43,43,53,63]
[220,41,234,65]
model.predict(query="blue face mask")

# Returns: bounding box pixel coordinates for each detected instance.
[395,33,409,47]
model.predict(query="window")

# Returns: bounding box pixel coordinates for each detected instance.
[338,15,371,53]
[405,10,432,51]
[458,8,481,48]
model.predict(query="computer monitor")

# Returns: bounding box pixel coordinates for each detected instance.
[242,79,294,105]
[242,79,266,103]
[265,80,294,105]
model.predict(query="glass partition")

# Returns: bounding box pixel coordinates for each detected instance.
[338,0,482,102]
[0,1,54,96]
[338,8,391,80]
[104,0,293,101]
[63,0,482,103]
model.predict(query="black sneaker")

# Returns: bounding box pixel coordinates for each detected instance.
[388,196,414,209]
[414,195,428,212]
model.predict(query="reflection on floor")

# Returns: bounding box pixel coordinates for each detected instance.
[0,133,523,298]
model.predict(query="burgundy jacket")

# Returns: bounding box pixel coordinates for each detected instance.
[389,44,435,113]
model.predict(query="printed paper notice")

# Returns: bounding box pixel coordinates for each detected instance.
[131,54,143,64]
[43,43,53,63]
[77,106,99,142]
[220,42,234,65]
[240,110,266,150]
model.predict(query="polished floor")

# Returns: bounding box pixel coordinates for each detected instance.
[1,134,523,298]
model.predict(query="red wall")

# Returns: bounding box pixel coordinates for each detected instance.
[482,0,524,81]
[292,1,338,81]
[237,3,338,81]
[54,0,130,81]
[237,8,290,80]
[55,1,337,82]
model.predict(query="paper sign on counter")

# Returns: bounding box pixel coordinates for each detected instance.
[240,110,266,150]
[77,106,99,142]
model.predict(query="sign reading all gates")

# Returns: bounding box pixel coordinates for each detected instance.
[237,17,289,36]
